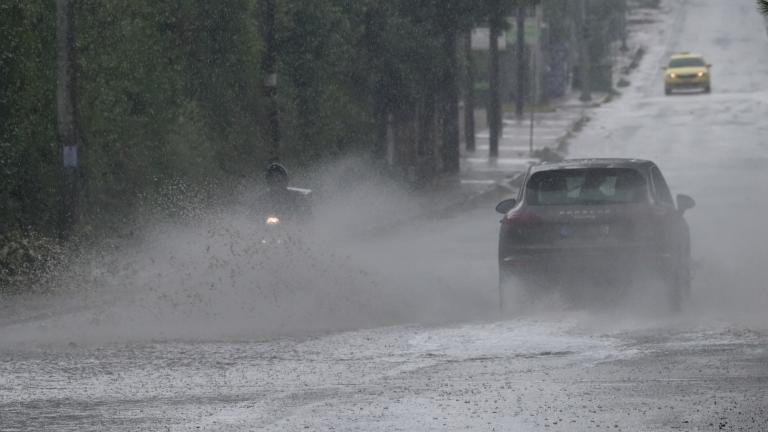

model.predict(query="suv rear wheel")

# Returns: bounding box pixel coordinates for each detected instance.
[498,268,538,314]
[665,259,691,313]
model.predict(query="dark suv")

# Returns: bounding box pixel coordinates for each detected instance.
[495,159,695,311]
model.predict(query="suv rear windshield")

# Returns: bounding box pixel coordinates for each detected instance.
[526,168,647,206]
[668,57,705,68]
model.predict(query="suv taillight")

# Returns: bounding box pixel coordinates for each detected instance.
[502,211,542,225]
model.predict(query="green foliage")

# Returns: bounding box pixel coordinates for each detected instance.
[0,0,519,253]
[277,0,364,163]
[0,230,63,292]
[760,0,768,16]
[0,1,59,235]
[76,0,265,209]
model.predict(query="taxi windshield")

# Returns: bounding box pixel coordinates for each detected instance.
[669,57,706,68]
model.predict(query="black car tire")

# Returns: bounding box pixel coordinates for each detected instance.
[498,268,534,314]
[665,260,690,313]
[498,268,514,314]
[667,276,682,313]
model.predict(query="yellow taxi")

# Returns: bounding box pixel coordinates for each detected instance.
[663,53,711,95]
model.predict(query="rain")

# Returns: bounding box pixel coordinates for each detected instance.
[1,0,768,430]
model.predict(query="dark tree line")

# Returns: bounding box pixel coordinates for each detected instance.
[1,0,642,289]
[1,0,634,245]
[1,0,522,240]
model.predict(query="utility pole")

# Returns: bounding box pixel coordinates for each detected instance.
[578,0,592,102]
[263,0,280,162]
[488,8,502,159]
[529,43,536,157]
[515,0,526,119]
[619,0,628,51]
[463,30,476,153]
[56,0,81,240]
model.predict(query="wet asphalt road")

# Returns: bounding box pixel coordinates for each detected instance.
[2,319,767,431]
[3,0,768,430]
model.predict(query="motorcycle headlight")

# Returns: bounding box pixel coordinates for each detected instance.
[266,216,281,225]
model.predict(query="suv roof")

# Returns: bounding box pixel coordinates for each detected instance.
[529,158,653,174]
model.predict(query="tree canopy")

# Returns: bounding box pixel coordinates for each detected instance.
[1,0,506,238]
[1,0,627,242]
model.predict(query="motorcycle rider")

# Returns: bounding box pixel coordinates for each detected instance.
[263,162,311,221]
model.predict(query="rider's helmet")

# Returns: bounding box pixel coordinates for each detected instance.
[265,162,289,190]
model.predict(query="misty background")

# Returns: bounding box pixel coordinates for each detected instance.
[2,0,768,344]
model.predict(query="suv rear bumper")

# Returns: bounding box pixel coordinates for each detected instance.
[500,245,675,284]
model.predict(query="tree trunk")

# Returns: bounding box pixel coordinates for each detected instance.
[440,28,460,175]
[619,0,628,51]
[373,86,388,162]
[578,0,592,102]
[263,0,280,162]
[515,0,526,119]
[296,85,317,162]
[417,88,436,185]
[56,0,81,240]
[463,30,476,153]
[488,12,502,159]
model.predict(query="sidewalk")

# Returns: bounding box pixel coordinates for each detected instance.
[460,92,609,193]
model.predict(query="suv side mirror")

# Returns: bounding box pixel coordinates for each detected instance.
[677,194,696,213]
[495,198,518,214]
